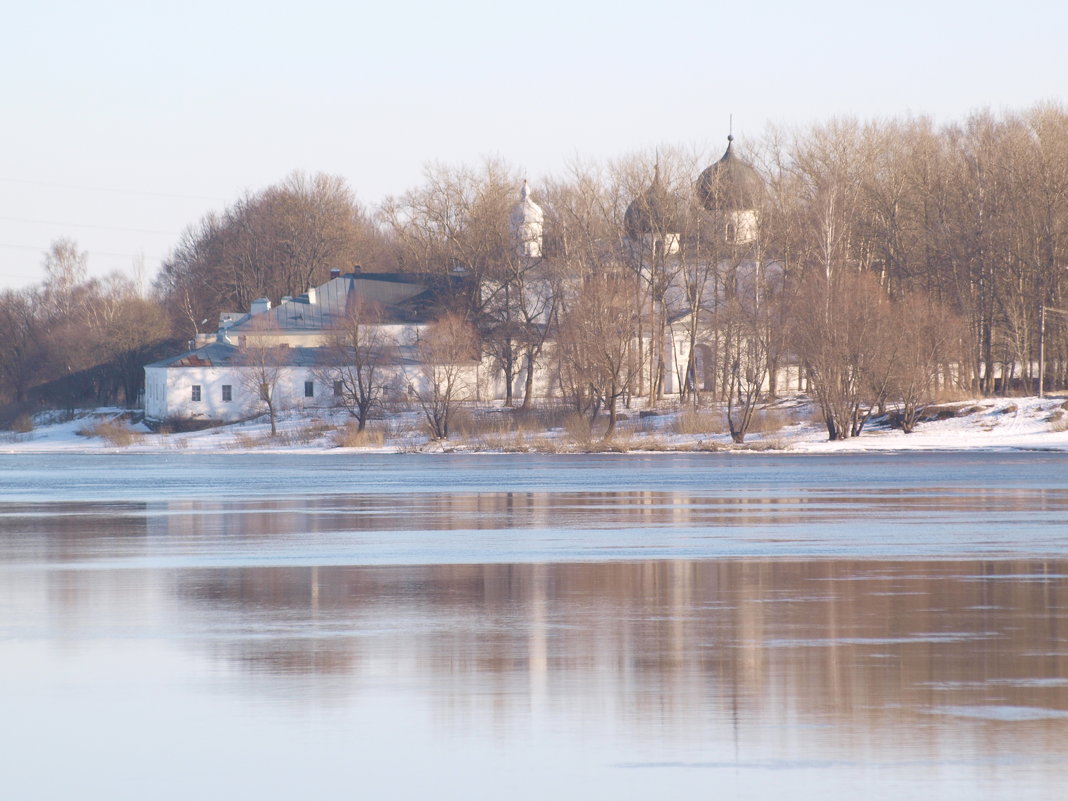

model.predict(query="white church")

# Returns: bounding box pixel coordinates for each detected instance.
[144,138,780,425]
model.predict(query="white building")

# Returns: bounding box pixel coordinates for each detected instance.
[144,343,333,423]
[143,271,463,424]
[145,143,785,424]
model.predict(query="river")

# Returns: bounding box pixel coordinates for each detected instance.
[1,453,1066,799]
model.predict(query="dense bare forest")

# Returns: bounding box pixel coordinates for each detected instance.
[3,105,1067,435]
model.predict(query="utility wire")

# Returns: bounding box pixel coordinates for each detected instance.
[0,177,225,203]
[0,242,150,260]
[0,214,180,235]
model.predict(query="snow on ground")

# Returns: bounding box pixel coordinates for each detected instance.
[787,396,1068,452]
[2,396,1068,455]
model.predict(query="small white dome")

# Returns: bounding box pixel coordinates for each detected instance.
[510,180,544,227]
[510,180,544,258]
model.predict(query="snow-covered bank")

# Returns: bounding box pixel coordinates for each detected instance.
[788,396,1068,453]
[2,396,1068,455]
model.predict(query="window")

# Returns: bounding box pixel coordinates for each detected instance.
[333,380,343,397]
[305,381,314,398]
[191,385,201,402]
[221,385,232,402]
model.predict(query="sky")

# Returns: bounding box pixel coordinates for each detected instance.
[2,0,1066,291]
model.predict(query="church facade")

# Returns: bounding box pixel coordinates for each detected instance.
[144,139,782,425]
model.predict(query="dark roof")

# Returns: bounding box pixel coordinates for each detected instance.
[147,341,241,369]
[624,165,683,240]
[226,272,471,334]
[147,341,421,370]
[696,137,764,213]
[147,342,326,369]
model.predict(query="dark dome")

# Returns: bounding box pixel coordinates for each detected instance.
[696,137,763,212]
[624,165,682,240]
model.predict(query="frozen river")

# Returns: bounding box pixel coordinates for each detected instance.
[2,452,1067,799]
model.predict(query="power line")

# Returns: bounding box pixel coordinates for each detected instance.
[0,214,180,235]
[0,242,152,260]
[0,177,226,203]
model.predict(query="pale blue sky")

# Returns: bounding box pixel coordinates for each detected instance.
[2,0,1065,289]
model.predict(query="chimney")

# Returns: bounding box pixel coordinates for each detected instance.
[330,268,341,280]
[353,264,362,274]
[250,298,271,315]
[306,286,317,304]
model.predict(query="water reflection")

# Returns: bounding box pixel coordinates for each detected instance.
[146,487,1068,534]
[173,560,1068,740]
[5,486,1068,568]
[4,454,1068,799]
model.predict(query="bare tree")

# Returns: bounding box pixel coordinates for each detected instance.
[0,288,44,405]
[156,213,228,338]
[409,313,479,439]
[540,160,637,407]
[621,154,694,403]
[319,299,392,431]
[380,159,517,313]
[557,273,640,439]
[721,265,787,443]
[84,274,172,405]
[792,270,895,440]
[674,205,725,405]
[481,247,560,408]
[887,293,969,432]
[41,238,89,318]
[790,119,877,282]
[157,173,377,337]
[238,343,290,436]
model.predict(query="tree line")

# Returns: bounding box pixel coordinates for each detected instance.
[3,104,1066,439]
[0,239,172,416]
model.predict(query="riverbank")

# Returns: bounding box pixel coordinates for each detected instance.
[4,395,1068,455]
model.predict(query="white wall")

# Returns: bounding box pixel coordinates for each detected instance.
[144,365,334,423]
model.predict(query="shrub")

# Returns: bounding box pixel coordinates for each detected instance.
[526,436,562,453]
[467,426,523,451]
[10,414,33,434]
[80,419,144,447]
[332,422,386,448]
[227,432,258,450]
[672,408,723,436]
[442,405,475,438]
[292,419,333,445]
[690,440,725,452]
[512,404,574,432]
[740,437,788,451]
[386,417,423,442]
[749,408,789,434]
[563,414,594,447]
[630,433,672,451]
